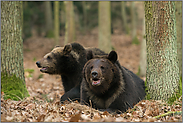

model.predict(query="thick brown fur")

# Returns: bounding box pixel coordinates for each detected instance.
[36,43,106,102]
[80,50,145,113]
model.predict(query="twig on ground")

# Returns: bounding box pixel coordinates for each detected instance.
[153,111,182,119]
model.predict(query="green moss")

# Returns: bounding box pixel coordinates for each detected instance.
[1,72,30,101]
[111,45,115,51]
[136,66,140,76]
[179,76,182,94]
[37,74,44,79]
[132,36,140,45]
[45,30,54,38]
[33,57,37,62]
[144,80,151,100]
[24,69,34,73]
[24,48,31,52]
[24,69,34,78]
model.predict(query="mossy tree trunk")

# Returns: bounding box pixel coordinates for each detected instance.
[121,1,129,34]
[1,1,29,100]
[45,1,53,38]
[145,1,179,101]
[54,1,59,45]
[175,1,182,78]
[64,1,75,44]
[98,1,112,53]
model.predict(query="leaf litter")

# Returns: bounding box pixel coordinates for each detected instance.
[1,94,182,122]
[1,35,182,122]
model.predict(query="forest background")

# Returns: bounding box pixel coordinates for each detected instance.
[1,1,182,122]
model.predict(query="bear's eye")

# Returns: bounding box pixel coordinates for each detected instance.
[101,66,104,69]
[90,66,93,70]
[47,56,52,60]
[112,69,114,72]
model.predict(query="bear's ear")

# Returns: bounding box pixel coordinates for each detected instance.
[87,50,94,60]
[54,45,60,48]
[107,51,117,63]
[63,44,72,55]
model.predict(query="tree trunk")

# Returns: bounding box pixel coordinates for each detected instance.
[175,1,182,78]
[131,2,138,44]
[64,1,75,44]
[139,5,146,77]
[98,1,112,53]
[45,1,53,38]
[54,1,59,45]
[82,1,87,32]
[145,1,179,101]
[121,1,129,34]
[1,1,29,100]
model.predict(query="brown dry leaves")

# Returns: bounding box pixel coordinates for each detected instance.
[3,35,180,122]
[1,94,182,122]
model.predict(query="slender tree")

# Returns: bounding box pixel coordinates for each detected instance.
[121,1,129,34]
[145,1,179,101]
[98,1,112,53]
[1,1,29,100]
[82,1,87,32]
[139,4,146,77]
[45,1,53,38]
[175,1,182,78]
[54,1,59,45]
[131,2,138,44]
[64,1,75,44]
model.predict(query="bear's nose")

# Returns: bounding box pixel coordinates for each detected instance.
[36,61,41,68]
[91,71,98,78]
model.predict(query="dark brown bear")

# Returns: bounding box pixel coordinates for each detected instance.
[80,50,145,113]
[36,43,106,102]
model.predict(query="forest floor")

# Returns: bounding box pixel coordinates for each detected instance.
[1,30,182,122]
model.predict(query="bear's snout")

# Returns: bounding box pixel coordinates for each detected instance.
[91,71,98,78]
[36,61,41,68]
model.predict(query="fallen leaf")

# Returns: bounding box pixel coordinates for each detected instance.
[44,115,53,122]
[6,116,13,122]
[37,114,46,122]
[25,103,35,110]
[102,111,109,116]
[144,109,152,116]
[69,113,81,122]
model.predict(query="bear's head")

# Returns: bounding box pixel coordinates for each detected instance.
[36,43,86,75]
[83,50,119,94]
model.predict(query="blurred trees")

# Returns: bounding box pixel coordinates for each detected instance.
[131,2,136,40]
[121,1,129,34]
[64,1,75,44]
[82,1,87,32]
[130,2,139,44]
[98,1,112,53]
[44,1,53,38]
[1,1,29,100]
[54,1,59,45]
[145,1,179,101]
[22,1,136,40]
[23,2,45,39]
